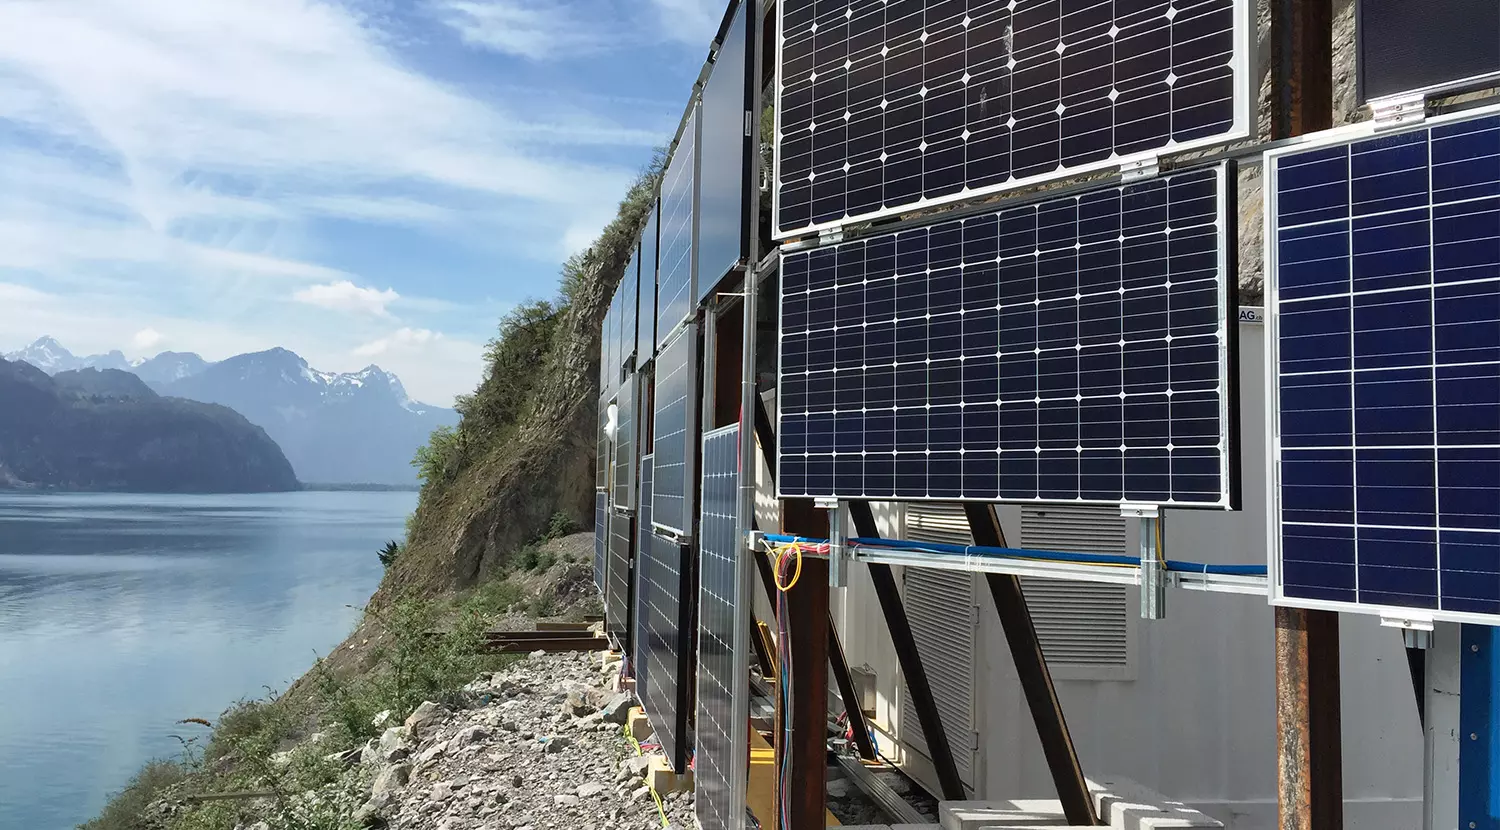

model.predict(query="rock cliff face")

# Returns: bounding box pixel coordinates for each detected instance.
[0,359,299,493]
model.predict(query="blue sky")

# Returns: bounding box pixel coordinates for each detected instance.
[0,0,724,405]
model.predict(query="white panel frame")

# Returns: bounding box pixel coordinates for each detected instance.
[1263,101,1500,625]
[770,0,1257,240]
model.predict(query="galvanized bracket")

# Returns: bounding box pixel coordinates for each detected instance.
[652,525,693,546]
[1370,91,1427,130]
[823,499,848,588]
[1123,503,1165,620]
[818,227,845,246]
[1381,612,1435,633]
[1119,155,1162,183]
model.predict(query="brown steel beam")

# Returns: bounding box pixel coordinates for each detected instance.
[1270,2,1341,828]
[963,503,1099,826]
[849,501,967,801]
[775,501,829,830]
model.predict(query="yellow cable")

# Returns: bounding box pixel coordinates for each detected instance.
[624,725,671,827]
[772,542,803,592]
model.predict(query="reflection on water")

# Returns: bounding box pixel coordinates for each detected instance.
[0,491,411,830]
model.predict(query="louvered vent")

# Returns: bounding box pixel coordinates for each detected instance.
[1019,506,1131,669]
[896,536,978,786]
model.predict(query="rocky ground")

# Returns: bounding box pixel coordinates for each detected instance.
[349,651,693,830]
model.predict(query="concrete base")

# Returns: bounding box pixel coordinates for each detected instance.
[937,778,1222,830]
[646,754,692,793]
[626,707,653,741]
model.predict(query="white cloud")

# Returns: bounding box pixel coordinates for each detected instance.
[293,281,400,317]
[647,0,724,45]
[432,0,596,59]
[131,328,164,350]
[353,327,438,357]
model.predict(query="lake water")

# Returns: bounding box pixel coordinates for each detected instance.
[0,491,414,830]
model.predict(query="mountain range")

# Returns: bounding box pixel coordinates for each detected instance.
[4,337,458,486]
[0,360,298,493]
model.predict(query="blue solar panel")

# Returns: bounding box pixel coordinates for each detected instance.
[634,454,655,701]
[594,491,608,593]
[653,324,700,536]
[639,201,661,362]
[773,0,1253,239]
[606,510,634,647]
[620,246,640,369]
[658,108,701,340]
[778,163,1237,507]
[1268,106,1500,620]
[640,529,695,772]
[695,425,747,830]
[614,374,636,510]
[596,398,610,491]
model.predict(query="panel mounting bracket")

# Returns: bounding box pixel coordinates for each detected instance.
[818,228,845,246]
[1380,612,1435,633]
[1370,91,1427,130]
[1124,503,1165,620]
[652,525,693,546]
[1119,155,1161,183]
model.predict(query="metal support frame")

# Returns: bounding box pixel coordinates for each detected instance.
[1271,0,1342,826]
[1124,503,1166,620]
[962,503,1100,827]
[1424,624,1461,830]
[1459,624,1500,830]
[774,502,829,830]
[849,501,968,802]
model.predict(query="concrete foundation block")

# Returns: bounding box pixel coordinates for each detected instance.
[939,799,1071,830]
[626,707,653,741]
[1086,777,1222,829]
[646,754,692,793]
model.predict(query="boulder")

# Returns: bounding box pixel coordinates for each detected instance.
[371,763,410,797]
[404,701,447,737]
[377,727,409,761]
[451,725,489,746]
[601,692,639,725]
[577,782,607,798]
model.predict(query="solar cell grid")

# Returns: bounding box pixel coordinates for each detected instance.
[594,491,608,592]
[773,0,1251,238]
[779,163,1235,507]
[695,425,747,830]
[659,108,701,338]
[596,401,610,491]
[654,324,700,536]
[607,510,634,647]
[615,376,636,510]
[634,455,655,701]
[640,529,695,772]
[1268,106,1500,621]
[640,203,661,362]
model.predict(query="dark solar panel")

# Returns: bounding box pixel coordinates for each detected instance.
[606,510,634,648]
[1357,0,1500,103]
[698,0,756,302]
[596,399,610,491]
[640,529,695,772]
[634,454,655,700]
[778,163,1237,507]
[615,375,636,510]
[659,108,701,339]
[773,0,1251,239]
[1268,107,1500,620]
[653,324,700,536]
[620,246,640,369]
[640,201,661,362]
[695,424,748,830]
[594,491,608,593]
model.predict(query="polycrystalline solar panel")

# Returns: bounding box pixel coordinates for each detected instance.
[640,530,695,772]
[615,375,636,510]
[696,425,748,830]
[773,0,1252,239]
[653,323,700,536]
[594,491,608,592]
[620,248,640,369]
[778,163,1237,507]
[606,510,634,648]
[1357,0,1500,103]
[1267,106,1500,621]
[634,455,655,699]
[658,108,701,339]
[697,0,756,303]
[640,202,661,362]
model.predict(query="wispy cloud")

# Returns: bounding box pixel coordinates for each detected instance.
[131,328,164,350]
[354,327,439,357]
[293,281,400,317]
[432,0,597,59]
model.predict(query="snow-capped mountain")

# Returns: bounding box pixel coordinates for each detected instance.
[4,337,457,485]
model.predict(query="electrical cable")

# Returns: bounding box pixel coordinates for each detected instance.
[772,542,803,592]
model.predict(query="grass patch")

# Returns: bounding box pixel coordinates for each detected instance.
[79,761,187,830]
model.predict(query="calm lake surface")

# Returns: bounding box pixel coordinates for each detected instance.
[0,491,414,830]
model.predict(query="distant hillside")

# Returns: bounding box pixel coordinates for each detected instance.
[0,359,299,493]
[4,338,458,486]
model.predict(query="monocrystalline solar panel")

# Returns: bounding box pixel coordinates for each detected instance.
[640,529,695,772]
[594,491,608,593]
[640,202,661,362]
[621,247,640,369]
[659,108,701,338]
[634,455,655,699]
[615,375,636,510]
[774,0,1252,239]
[1357,0,1500,103]
[596,399,610,491]
[607,510,634,648]
[1267,106,1500,622]
[695,425,748,830]
[778,162,1237,507]
[697,0,756,303]
[653,324,700,536]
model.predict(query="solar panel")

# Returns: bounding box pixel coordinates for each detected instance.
[606,285,622,394]
[615,374,637,510]
[773,0,1253,239]
[607,510,634,648]
[1266,105,1500,622]
[1357,0,1500,103]
[640,201,661,362]
[596,398,610,491]
[620,247,641,370]
[639,529,695,772]
[653,323,701,536]
[697,0,756,303]
[695,424,748,830]
[658,107,701,339]
[634,454,655,700]
[778,162,1237,507]
[594,491,608,593]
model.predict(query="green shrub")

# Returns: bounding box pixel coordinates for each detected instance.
[542,511,579,541]
[78,760,186,830]
[377,540,401,568]
[463,577,523,616]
